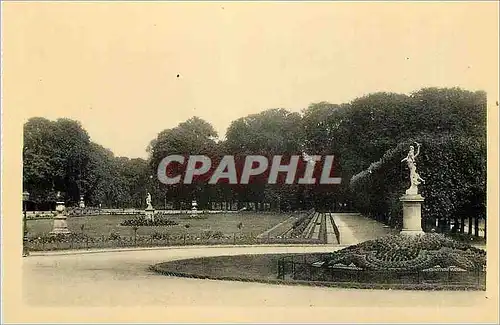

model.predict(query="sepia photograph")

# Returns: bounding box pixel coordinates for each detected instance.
[1,1,499,323]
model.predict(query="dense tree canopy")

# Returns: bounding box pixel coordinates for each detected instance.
[23,87,487,224]
[224,108,305,209]
[147,116,220,208]
[23,118,91,204]
[23,118,149,208]
[225,108,303,154]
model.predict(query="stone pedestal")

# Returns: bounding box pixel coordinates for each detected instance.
[190,200,198,218]
[145,205,155,222]
[51,200,71,235]
[400,194,425,235]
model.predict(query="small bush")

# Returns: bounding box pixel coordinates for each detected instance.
[108,232,121,240]
[29,232,90,244]
[212,230,225,239]
[151,232,171,240]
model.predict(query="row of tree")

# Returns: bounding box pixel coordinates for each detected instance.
[23,118,150,209]
[23,87,486,221]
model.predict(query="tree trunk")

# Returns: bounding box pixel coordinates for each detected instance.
[460,217,465,233]
[468,217,473,235]
[474,217,480,237]
[452,217,459,233]
[440,219,446,233]
[484,219,487,241]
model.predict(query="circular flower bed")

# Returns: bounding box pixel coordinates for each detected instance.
[321,233,485,272]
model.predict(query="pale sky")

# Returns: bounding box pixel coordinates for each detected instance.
[3,2,499,158]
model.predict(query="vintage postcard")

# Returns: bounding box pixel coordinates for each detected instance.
[1,1,499,323]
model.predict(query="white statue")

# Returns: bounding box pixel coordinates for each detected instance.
[302,152,318,168]
[145,192,154,220]
[401,142,425,194]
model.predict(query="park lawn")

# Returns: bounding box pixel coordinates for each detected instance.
[258,215,300,239]
[153,253,325,281]
[27,212,291,238]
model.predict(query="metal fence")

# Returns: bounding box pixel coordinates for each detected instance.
[277,256,486,288]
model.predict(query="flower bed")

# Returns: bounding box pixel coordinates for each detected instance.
[320,233,486,272]
[26,232,323,251]
[120,217,178,227]
[289,211,316,238]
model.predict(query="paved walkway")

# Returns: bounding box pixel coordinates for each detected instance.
[22,245,487,309]
[331,213,393,245]
[16,214,493,322]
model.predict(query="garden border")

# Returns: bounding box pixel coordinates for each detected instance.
[150,262,485,291]
[27,243,345,256]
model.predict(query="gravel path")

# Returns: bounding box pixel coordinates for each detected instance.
[23,245,486,308]
[331,213,393,244]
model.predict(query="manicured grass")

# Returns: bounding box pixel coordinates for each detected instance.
[27,212,291,238]
[257,215,299,238]
[153,253,326,280]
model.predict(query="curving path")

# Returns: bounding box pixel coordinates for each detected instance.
[23,245,487,308]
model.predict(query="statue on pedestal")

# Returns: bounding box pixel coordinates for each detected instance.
[190,200,199,218]
[145,192,155,221]
[400,142,425,235]
[51,191,71,234]
[401,142,425,195]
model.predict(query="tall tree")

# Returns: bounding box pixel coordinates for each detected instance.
[147,117,220,208]
[225,108,303,208]
[23,117,91,203]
